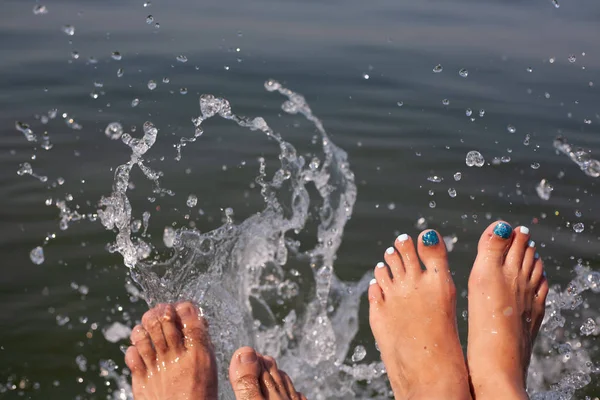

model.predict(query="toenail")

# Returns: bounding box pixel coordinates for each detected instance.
[528,240,535,248]
[176,304,194,317]
[376,262,385,269]
[493,222,512,239]
[543,270,546,277]
[396,234,409,242]
[520,226,530,235]
[534,252,540,259]
[422,230,439,246]
[369,278,377,285]
[386,247,395,255]
[240,351,258,364]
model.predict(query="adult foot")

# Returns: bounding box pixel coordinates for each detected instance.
[368,230,472,400]
[124,302,218,400]
[467,222,549,400]
[229,346,307,400]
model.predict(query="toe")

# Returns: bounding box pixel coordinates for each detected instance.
[125,345,147,376]
[175,302,210,350]
[521,239,536,278]
[368,279,384,304]
[261,356,287,395]
[416,230,450,276]
[130,324,156,367]
[394,234,422,276]
[229,346,263,400]
[161,304,184,352]
[504,226,530,273]
[142,305,169,354]
[532,279,549,338]
[476,221,514,264]
[373,261,393,289]
[280,371,300,400]
[529,256,544,288]
[383,246,404,279]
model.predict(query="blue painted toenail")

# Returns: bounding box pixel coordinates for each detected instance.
[493,222,512,239]
[422,230,439,246]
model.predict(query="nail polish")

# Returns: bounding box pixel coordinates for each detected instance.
[386,247,395,255]
[493,222,512,239]
[397,234,409,242]
[528,240,535,248]
[520,226,530,235]
[369,278,377,285]
[376,262,385,269]
[422,230,439,246]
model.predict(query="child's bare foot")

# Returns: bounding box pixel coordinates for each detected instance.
[228,346,307,400]
[467,222,549,400]
[124,302,218,400]
[368,230,472,400]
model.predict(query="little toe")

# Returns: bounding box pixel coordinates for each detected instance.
[504,226,531,273]
[161,304,184,352]
[383,246,404,279]
[394,234,422,276]
[280,371,301,400]
[262,356,288,396]
[130,324,156,367]
[416,230,450,276]
[373,261,393,289]
[529,256,544,288]
[368,279,384,304]
[142,305,169,354]
[125,345,147,376]
[229,346,264,400]
[532,279,549,338]
[476,221,515,265]
[175,301,210,350]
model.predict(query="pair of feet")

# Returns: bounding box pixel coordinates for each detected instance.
[124,220,548,400]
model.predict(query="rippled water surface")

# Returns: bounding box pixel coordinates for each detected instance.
[1,0,599,398]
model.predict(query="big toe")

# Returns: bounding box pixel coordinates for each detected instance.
[229,346,264,400]
[476,221,514,265]
[417,229,451,277]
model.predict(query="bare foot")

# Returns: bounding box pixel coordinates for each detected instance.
[467,222,549,400]
[368,230,472,400]
[125,302,218,400]
[228,346,307,400]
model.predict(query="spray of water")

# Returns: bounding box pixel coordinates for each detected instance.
[98,82,598,399]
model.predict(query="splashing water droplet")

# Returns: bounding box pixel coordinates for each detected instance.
[33,5,48,15]
[61,25,75,36]
[568,54,577,63]
[427,175,443,183]
[30,246,45,265]
[580,318,596,335]
[147,80,157,90]
[536,179,553,201]
[105,122,124,140]
[111,51,122,61]
[351,345,366,363]
[131,98,140,107]
[117,68,124,78]
[143,1,151,7]
[429,201,436,208]
[466,151,485,167]
[531,162,540,170]
[176,55,188,63]
[396,101,404,107]
[433,64,443,73]
[507,125,516,133]
[146,15,154,24]
[442,99,450,106]
[573,222,584,233]
[454,172,462,181]
[186,194,198,208]
[180,87,188,95]
[465,108,472,117]
[459,68,469,78]
[448,188,457,198]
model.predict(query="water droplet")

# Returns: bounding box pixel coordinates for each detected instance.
[580,318,595,335]
[536,179,553,201]
[465,108,472,117]
[33,5,48,15]
[131,98,140,107]
[507,125,516,133]
[575,209,582,217]
[163,227,176,248]
[549,57,556,64]
[162,77,170,83]
[429,201,436,208]
[396,101,404,107]
[433,64,443,73]
[442,99,450,106]
[186,194,198,208]
[30,246,45,265]
[454,172,462,181]
[568,54,577,63]
[459,68,469,78]
[362,73,369,80]
[550,0,559,8]
[351,345,366,362]
[61,25,75,36]
[530,162,540,169]
[143,1,151,6]
[573,222,584,233]
[584,119,592,125]
[117,68,124,78]
[111,51,122,61]
[466,151,485,167]
[427,175,443,183]
[71,51,79,59]
[448,188,457,198]
[147,80,157,90]
[105,122,124,140]
[526,67,533,72]
[176,55,188,63]
[524,134,531,146]
[146,15,154,24]
[387,202,396,210]
[56,314,70,326]
[479,109,485,117]
[180,87,188,95]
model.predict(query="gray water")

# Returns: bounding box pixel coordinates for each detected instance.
[1,0,600,398]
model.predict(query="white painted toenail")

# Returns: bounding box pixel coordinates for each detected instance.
[369,278,377,285]
[528,240,535,248]
[386,247,395,255]
[376,262,385,268]
[396,234,409,242]
[520,226,529,235]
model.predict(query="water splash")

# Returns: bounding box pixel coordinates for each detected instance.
[553,136,600,177]
[98,81,386,399]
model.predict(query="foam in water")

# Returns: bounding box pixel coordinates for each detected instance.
[97,83,598,399]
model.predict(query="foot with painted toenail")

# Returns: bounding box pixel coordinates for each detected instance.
[368,230,472,400]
